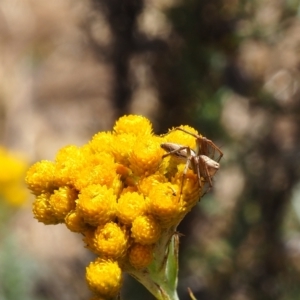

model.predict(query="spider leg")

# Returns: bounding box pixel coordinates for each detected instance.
[177,146,193,200]
[204,139,223,162]
[193,156,202,189]
[174,127,200,139]
[174,127,223,162]
[197,156,215,196]
[161,145,190,159]
[161,143,195,200]
[179,155,193,200]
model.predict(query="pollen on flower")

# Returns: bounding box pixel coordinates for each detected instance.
[131,215,162,245]
[86,258,122,298]
[93,222,129,259]
[128,243,153,269]
[116,192,148,225]
[76,184,116,227]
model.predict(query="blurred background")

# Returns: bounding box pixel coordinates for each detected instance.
[1,0,300,299]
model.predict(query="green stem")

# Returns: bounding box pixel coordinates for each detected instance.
[125,227,180,300]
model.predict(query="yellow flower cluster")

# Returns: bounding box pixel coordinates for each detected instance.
[0,147,28,206]
[26,115,203,299]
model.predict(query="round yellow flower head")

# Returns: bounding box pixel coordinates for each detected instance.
[138,174,167,196]
[148,182,186,228]
[116,191,148,225]
[172,170,202,208]
[49,186,77,221]
[26,160,56,195]
[65,210,89,233]
[165,125,199,149]
[131,215,162,245]
[110,133,137,166]
[32,193,60,225]
[76,184,116,227]
[54,145,84,186]
[93,222,129,259]
[55,145,80,162]
[113,114,153,136]
[128,243,153,269]
[74,152,117,191]
[86,258,122,299]
[89,131,114,154]
[129,136,164,176]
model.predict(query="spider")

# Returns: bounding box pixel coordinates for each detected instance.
[160,127,223,197]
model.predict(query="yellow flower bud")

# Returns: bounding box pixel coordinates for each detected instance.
[26,161,56,195]
[164,125,198,149]
[65,210,88,233]
[131,215,161,245]
[116,192,148,225]
[74,152,117,190]
[32,193,60,225]
[54,145,83,186]
[76,184,116,227]
[172,170,202,208]
[110,133,136,165]
[138,174,167,196]
[113,114,152,136]
[89,131,114,154]
[128,243,153,269]
[129,136,164,176]
[86,258,122,298]
[49,186,77,221]
[148,182,186,228]
[93,222,129,259]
